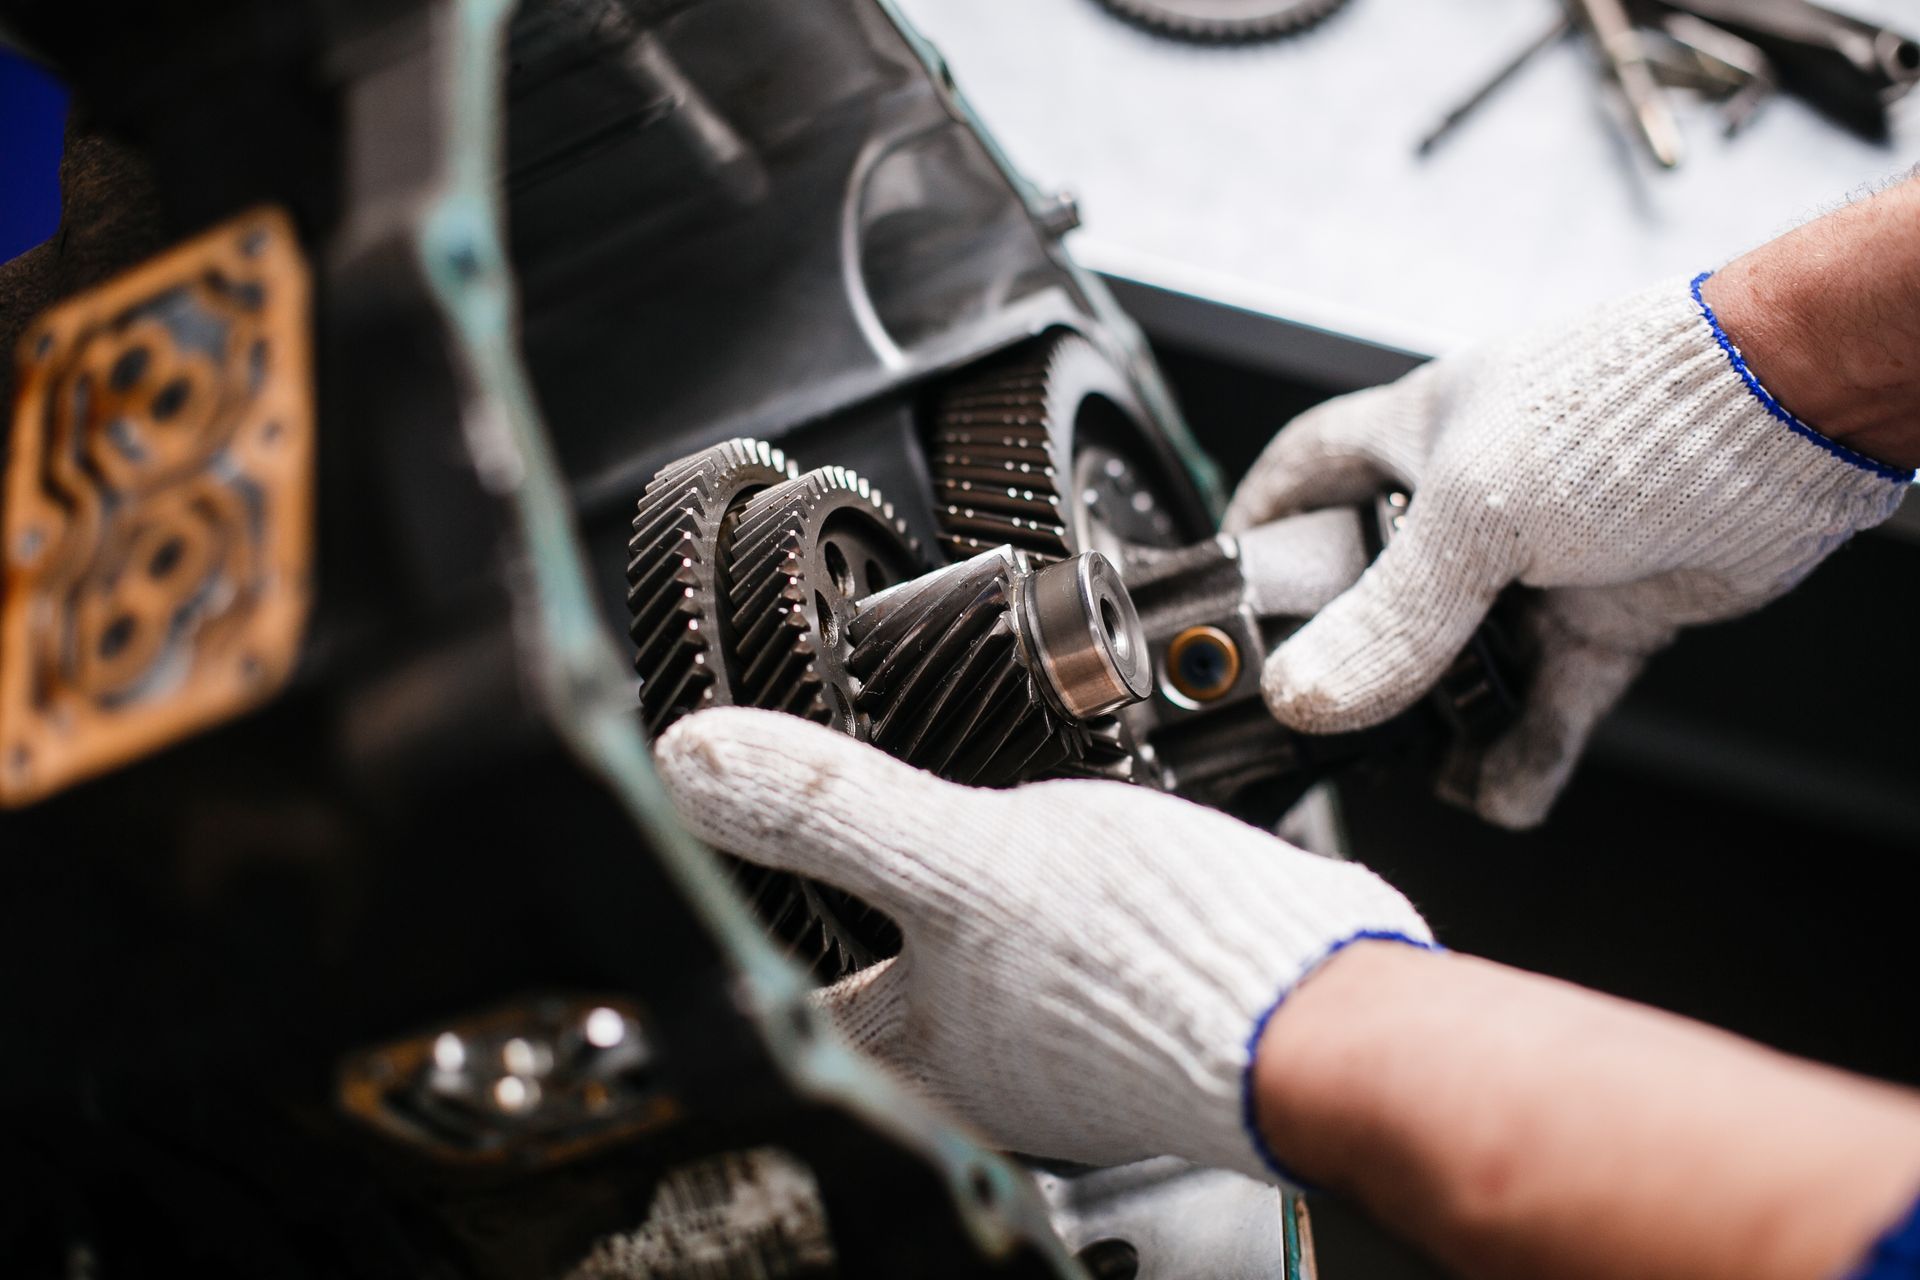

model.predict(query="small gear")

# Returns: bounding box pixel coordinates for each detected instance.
[928,332,1186,566]
[1092,0,1350,42]
[625,438,795,735]
[725,467,925,732]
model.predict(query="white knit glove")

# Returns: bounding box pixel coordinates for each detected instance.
[654,706,1433,1182]
[1224,275,1911,829]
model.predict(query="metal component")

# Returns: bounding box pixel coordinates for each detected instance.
[1571,0,1686,168]
[339,997,670,1167]
[626,438,797,735]
[0,206,313,807]
[1091,0,1349,43]
[1417,14,1573,157]
[1164,625,1241,705]
[569,1148,835,1280]
[928,331,1192,566]
[726,466,925,731]
[1023,550,1150,718]
[1121,493,1530,813]
[847,546,1151,786]
[1654,0,1919,140]
[1033,1157,1314,1280]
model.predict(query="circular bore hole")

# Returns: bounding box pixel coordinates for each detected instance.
[1898,40,1920,71]
[148,536,185,580]
[968,1167,997,1207]
[865,557,890,594]
[822,540,855,598]
[109,346,150,392]
[1098,594,1130,666]
[1166,626,1241,704]
[787,1004,813,1041]
[151,378,190,422]
[98,614,138,660]
[1075,1238,1140,1280]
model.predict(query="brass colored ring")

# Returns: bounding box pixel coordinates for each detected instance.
[1165,625,1241,703]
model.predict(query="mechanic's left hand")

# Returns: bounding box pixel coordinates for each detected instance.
[654,706,1433,1181]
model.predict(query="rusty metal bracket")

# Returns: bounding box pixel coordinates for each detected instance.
[0,206,313,806]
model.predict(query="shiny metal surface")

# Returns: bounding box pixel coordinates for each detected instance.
[1033,1157,1307,1280]
[1025,551,1152,718]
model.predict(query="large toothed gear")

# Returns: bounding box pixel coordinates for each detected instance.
[725,467,925,733]
[928,331,1184,567]
[626,439,796,735]
[1093,0,1350,43]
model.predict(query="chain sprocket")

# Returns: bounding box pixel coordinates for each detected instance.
[626,438,796,735]
[1092,0,1350,42]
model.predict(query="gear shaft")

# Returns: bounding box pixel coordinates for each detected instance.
[846,547,1150,788]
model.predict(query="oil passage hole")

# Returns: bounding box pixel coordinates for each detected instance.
[814,592,839,648]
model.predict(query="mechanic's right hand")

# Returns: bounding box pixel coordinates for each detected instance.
[1224,276,1910,829]
[654,706,1432,1183]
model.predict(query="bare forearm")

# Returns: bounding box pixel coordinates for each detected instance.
[1256,944,1920,1280]
[1702,174,1920,470]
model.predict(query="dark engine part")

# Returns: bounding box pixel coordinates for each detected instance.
[628,439,1152,980]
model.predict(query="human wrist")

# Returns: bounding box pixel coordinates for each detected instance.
[1700,180,1920,472]
[1243,937,1443,1189]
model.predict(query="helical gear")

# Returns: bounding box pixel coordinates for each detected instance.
[724,467,925,732]
[625,439,796,735]
[846,548,1085,788]
[927,331,1162,565]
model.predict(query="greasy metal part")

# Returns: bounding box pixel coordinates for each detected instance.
[1022,551,1150,718]
[626,438,797,735]
[338,997,668,1167]
[846,546,1150,786]
[0,206,314,807]
[1032,1157,1316,1280]
[1091,0,1350,43]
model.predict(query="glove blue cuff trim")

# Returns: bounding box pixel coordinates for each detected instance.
[1240,928,1442,1190]
[1690,271,1915,485]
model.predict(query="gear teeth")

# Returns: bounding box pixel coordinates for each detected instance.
[846,550,1079,788]
[625,438,794,735]
[927,334,1123,565]
[725,466,921,729]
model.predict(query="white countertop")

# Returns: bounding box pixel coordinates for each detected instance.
[895,0,1919,363]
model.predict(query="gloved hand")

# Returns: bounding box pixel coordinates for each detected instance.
[1224,275,1911,829]
[654,706,1432,1182]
